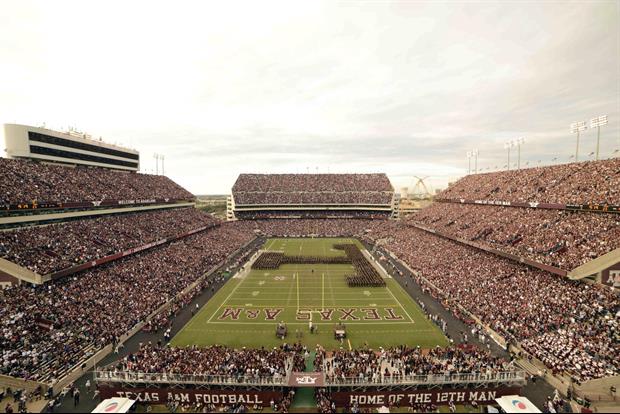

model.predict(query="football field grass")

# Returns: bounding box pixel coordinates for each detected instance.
[172,238,448,350]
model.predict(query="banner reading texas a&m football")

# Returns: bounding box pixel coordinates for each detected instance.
[98,387,283,407]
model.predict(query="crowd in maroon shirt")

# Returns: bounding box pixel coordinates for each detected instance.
[438,158,620,205]
[0,224,253,383]
[367,222,619,382]
[232,173,394,205]
[315,345,513,382]
[0,158,194,205]
[111,342,306,380]
[0,208,218,274]
[413,202,620,270]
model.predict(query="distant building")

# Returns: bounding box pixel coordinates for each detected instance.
[3,123,139,171]
[400,187,409,199]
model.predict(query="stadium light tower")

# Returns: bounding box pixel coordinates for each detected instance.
[153,153,159,175]
[468,149,479,174]
[590,115,608,160]
[514,137,525,169]
[161,155,165,175]
[466,151,472,174]
[504,141,515,171]
[570,121,587,162]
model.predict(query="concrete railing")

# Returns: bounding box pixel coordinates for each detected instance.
[323,371,527,387]
[0,374,46,394]
[94,371,289,387]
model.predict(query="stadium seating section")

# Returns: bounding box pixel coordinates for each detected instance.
[0,157,194,205]
[232,173,394,205]
[1,161,619,394]
[0,224,253,383]
[438,158,620,205]
[368,222,619,382]
[0,208,219,274]
[314,345,512,380]
[412,202,620,270]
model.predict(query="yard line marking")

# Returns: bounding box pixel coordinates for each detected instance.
[324,240,337,308]
[385,282,415,323]
[347,339,352,350]
[322,272,325,311]
[296,271,300,313]
[285,271,295,307]
[207,321,414,325]
[206,278,245,323]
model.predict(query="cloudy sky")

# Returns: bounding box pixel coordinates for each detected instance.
[1,0,618,194]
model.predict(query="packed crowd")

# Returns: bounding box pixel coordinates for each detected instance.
[0,224,253,383]
[109,342,306,380]
[234,210,391,220]
[233,173,393,193]
[0,157,194,205]
[438,158,620,205]
[520,310,619,382]
[366,222,620,382]
[412,202,620,270]
[234,192,393,205]
[314,345,513,382]
[0,208,218,274]
[232,173,394,206]
[233,218,378,237]
[141,270,229,334]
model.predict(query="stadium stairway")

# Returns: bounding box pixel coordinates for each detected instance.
[290,351,317,410]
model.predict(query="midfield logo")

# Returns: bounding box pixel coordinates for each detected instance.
[296,376,318,385]
[288,372,325,387]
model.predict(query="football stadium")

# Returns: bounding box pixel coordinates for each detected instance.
[1,2,619,414]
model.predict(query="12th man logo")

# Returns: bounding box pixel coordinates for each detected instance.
[217,307,405,321]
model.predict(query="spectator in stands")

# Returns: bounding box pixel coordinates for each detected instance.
[0,157,194,205]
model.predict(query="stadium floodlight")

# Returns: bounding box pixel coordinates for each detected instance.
[570,121,587,162]
[590,115,608,160]
[153,153,159,175]
[504,141,514,171]
[513,137,525,169]
[504,139,524,170]
[466,152,471,173]
[466,149,479,174]
[153,153,165,175]
[472,149,479,174]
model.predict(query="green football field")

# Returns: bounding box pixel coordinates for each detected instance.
[171,238,448,350]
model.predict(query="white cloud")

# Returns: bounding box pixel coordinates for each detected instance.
[0,0,618,194]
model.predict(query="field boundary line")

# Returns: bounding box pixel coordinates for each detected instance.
[385,282,416,324]
[208,304,403,307]
[296,270,300,313]
[206,321,414,325]
[321,272,325,311]
[285,271,296,308]
[206,277,245,323]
